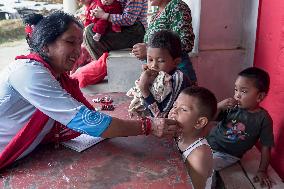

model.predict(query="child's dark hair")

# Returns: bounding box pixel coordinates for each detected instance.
[148,30,182,59]
[181,86,217,121]
[238,67,270,93]
[23,11,83,62]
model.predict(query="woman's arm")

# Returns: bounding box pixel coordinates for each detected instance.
[9,62,178,138]
[101,117,178,138]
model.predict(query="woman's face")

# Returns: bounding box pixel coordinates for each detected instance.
[45,22,83,75]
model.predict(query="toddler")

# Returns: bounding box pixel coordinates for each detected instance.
[207,67,274,188]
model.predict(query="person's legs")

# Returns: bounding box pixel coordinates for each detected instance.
[211,151,240,189]
[84,22,145,60]
[179,52,197,84]
[212,150,240,171]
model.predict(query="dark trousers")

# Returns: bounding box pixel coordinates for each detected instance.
[84,22,145,60]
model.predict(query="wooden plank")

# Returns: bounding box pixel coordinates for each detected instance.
[241,146,284,189]
[219,163,254,189]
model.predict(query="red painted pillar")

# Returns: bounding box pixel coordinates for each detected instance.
[254,0,284,179]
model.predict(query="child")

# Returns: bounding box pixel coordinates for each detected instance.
[127,30,190,118]
[75,0,96,26]
[91,0,122,41]
[168,86,217,189]
[207,67,274,188]
[76,0,122,41]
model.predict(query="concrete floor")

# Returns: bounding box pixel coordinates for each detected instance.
[0,40,29,72]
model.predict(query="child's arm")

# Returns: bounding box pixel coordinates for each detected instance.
[253,146,273,188]
[138,69,158,98]
[186,146,213,189]
[214,97,237,119]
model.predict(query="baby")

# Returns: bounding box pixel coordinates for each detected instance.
[91,0,122,41]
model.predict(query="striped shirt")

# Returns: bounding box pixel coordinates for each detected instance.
[110,0,148,29]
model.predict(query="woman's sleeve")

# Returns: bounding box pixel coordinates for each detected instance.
[9,63,112,137]
[110,0,147,26]
[169,2,195,52]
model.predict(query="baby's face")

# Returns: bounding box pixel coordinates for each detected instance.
[169,93,200,135]
[146,47,177,73]
[234,76,263,111]
[101,0,114,5]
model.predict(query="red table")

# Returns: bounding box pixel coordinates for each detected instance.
[0,93,192,189]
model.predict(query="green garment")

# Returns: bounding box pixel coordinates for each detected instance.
[144,0,195,53]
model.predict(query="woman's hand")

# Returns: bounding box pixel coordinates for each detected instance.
[218,97,237,111]
[151,118,178,137]
[132,43,147,60]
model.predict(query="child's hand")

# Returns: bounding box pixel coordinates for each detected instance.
[218,98,238,110]
[138,69,158,95]
[141,64,149,71]
[253,171,273,188]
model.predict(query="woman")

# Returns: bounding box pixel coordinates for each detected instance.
[84,0,148,60]
[0,11,177,170]
[132,0,197,84]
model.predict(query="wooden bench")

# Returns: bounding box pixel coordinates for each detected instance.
[219,146,284,189]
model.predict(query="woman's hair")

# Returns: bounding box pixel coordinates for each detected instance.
[181,86,217,121]
[23,11,83,61]
[148,30,182,59]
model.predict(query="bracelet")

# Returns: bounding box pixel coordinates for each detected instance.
[141,117,152,135]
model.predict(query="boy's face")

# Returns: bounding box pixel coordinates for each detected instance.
[146,47,179,73]
[169,93,201,134]
[101,0,114,5]
[234,76,265,111]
